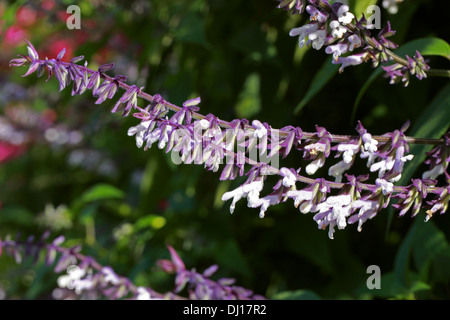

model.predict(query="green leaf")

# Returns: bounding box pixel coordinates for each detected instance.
[397,38,450,60]
[394,218,420,286]
[431,248,450,283]
[213,240,252,278]
[350,0,378,19]
[294,56,339,114]
[0,205,34,227]
[272,289,321,300]
[411,220,448,276]
[350,67,383,124]
[79,203,99,224]
[235,73,261,118]
[135,214,166,230]
[174,13,209,47]
[408,280,431,294]
[78,183,125,205]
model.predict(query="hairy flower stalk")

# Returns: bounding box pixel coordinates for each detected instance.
[8,41,449,238]
[278,0,449,85]
[0,232,264,300]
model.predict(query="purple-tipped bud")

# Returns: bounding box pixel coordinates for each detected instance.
[70,55,85,64]
[9,57,28,67]
[56,48,66,61]
[25,40,39,60]
[98,63,115,73]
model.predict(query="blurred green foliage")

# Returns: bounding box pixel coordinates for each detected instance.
[0,0,449,299]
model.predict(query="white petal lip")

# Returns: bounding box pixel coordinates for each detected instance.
[280,167,297,187]
[306,156,325,175]
[337,5,354,24]
[289,24,319,49]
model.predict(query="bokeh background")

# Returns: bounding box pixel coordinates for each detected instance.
[0,0,449,299]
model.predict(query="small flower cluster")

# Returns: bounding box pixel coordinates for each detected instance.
[0,232,264,300]
[382,50,430,86]
[157,245,266,300]
[8,41,449,238]
[0,232,157,300]
[279,0,430,85]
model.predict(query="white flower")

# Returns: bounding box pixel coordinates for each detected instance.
[158,125,174,150]
[144,128,162,149]
[391,146,414,181]
[252,120,267,139]
[348,34,362,51]
[329,20,347,39]
[74,276,94,295]
[57,265,86,290]
[370,157,395,177]
[313,194,353,239]
[376,178,394,195]
[382,0,401,14]
[197,119,210,130]
[328,160,353,183]
[422,163,446,180]
[205,152,222,173]
[102,267,120,285]
[127,120,152,148]
[328,143,360,183]
[280,167,297,188]
[221,180,264,214]
[337,5,355,25]
[369,146,413,182]
[325,43,349,61]
[306,155,325,175]
[308,29,327,50]
[361,133,378,153]
[289,23,319,49]
[251,195,279,218]
[287,189,314,213]
[136,287,152,300]
[350,199,379,232]
[337,143,360,164]
[425,203,444,222]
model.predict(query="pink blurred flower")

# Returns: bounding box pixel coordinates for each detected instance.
[41,38,74,61]
[16,6,37,27]
[3,25,29,47]
[42,0,56,11]
[0,142,25,163]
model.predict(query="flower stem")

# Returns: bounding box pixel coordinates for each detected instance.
[426,69,450,78]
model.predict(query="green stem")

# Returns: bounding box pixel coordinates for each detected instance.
[426,69,450,78]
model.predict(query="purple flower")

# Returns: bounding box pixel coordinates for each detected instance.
[289,23,319,49]
[393,179,435,217]
[277,0,305,14]
[111,85,140,117]
[306,5,328,22]
[423,133,450,180]
[325,42,349,61]
[334,53,367,73]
